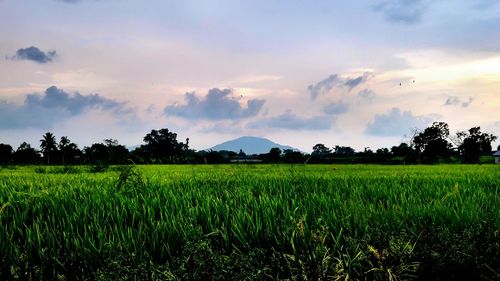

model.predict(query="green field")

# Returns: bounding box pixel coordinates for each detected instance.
[0,164,499,280]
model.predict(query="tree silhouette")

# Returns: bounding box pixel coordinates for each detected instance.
[390,142,416,164]
[333,145,355,157]
[238,149,246,158]
[59,136,81,165]
[83,139,128,165]
[312,144,331,156]
[40,132,58,165]
[0,144,13,164]
[269,147,282,163]
[282,149,304,164]
[59,136,70,165]
[457,127,497,163]
[104,139,129,164]
[413,122,452,163]
[311,143,331,163]
[142,128,188,163]
[14,142,40,164]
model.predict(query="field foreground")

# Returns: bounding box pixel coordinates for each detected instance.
[0,164,499,280]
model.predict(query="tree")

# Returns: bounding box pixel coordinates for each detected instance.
[14,142,40,164]
[238,149,246,158]
[390,142,416,163]
[84,143,108,164]
[312,144,331,157]
[40,132,58,165]
[142,128,188,163]
[311,144,332,163]
[375,148,391,163]
[282,149,304,164]
[333,145,355,157]
[83,139,128,165]
[412,122,453,163]
[59,136,71,165]
[59,136,82,165]
[391,143,413,157]
[268,147,282,163]
[104,139,129,164]
[0,144,13,164]
[457,127,497,163]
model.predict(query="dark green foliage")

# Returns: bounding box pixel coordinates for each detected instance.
[58,136,82,165]
[268,147,282,163]
[413,122,453,163]
[0,144,13,164]
[84,139,130,165]
[457,127,497,163]
[40,132,57,165]
[89,161,109,173]
[311,144,332,163]
[13,142,40,164]
[132,128,189,164]
[333,145,355,157]
[282,149,304,164]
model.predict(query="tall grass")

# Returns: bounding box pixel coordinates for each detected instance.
[0,164,499,280]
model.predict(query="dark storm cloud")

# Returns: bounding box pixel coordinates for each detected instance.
[249,110,333,131]
[444,96,474,108]
[164,88,265,120]
[0,86,127,129]
[365,107,432,136]
[9,46,56,64]
[374,0,428,24]
[308,73,371,99]
[322,101,349,115]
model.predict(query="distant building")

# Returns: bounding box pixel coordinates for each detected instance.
[494,151,500,164]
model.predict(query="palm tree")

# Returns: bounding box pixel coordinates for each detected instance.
[40,132,57,165]
[59,136,70,165]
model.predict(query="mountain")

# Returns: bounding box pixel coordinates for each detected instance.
[208,136,299,155]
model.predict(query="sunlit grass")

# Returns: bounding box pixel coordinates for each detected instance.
[0,164,498,280]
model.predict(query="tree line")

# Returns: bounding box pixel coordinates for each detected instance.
[309,122,497,164]
[0,122,497,166]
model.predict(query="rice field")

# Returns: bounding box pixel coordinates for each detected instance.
[0,164,499,280]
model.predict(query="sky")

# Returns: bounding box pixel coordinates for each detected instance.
[1,0,499,152]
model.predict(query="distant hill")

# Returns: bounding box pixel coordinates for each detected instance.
[208,136,299,155]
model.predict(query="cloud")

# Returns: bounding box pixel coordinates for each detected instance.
[344,76,364,91]
[323,101,349,115]
[55,0,82,3]
[249,110,333,131]
[365,107,432,136]
[308,73,371,99]
[9,46,57,64]
[444,96,474,108]
[0,86,127,129]
[199,122,243,134]
[471,0,500,9]
[374,0,428,24]
[164,88,265,120]
[357,89,376,103]
[307,74,340,100]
